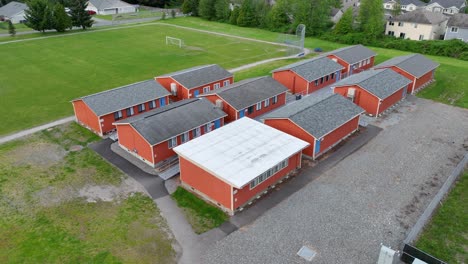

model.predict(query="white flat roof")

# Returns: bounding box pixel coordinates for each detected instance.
[173,118,309,189]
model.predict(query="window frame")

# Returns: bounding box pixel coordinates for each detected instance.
[264,98,270,107]
[203,86,210,93]
[223,80,230,86]
[193,127,201,138]
[168,137,177,148]
[451,27,458,33]
[181,132,189,143]
[114,110,123,120]
[138,103,146,113]
[256,102,262,111]
[272,95,278,104]
[214,83,220,89]
[126,107,134,117]
[149,100,156,109]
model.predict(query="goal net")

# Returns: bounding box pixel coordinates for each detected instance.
[166,36,183,48]
[277,24,306,56]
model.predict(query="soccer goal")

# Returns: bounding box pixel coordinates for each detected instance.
[166,36,184,48]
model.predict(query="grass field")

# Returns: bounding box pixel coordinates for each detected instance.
[0,22,32,34]
[0,23,286,136]
[0,123,175,263]
[172,187,228,234]
[95,10,164,21]
[416,170,467,263]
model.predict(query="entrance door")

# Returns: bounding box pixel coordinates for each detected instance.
[159,98,166,107]
[239,110,245,118]
[315,139,321,154]
[193,90,199,97]
[214,119,221,129]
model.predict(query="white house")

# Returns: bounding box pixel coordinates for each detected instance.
[384,0,427,13]
[444,13,468,41]
[386,9,449,40]
[86,0,137,15]
[425,0,466,15]
[0,1,27,24]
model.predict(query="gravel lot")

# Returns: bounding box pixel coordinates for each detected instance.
[202,96,468,264]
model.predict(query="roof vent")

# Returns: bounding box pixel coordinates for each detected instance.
[297,246,316,262]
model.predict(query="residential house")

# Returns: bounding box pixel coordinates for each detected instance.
[386,9,449,40]
[374,53,439,93]
[342,0,360,10]
[200,76,288,123]
[331,8,343,23]
[263,94,364,160]
[0,1,26,23]
[72,80,170,136]
[156,64,233,102]
[113,98,227,168]
[444,13,468,41]
[325,45,377,77]
[384,0,426,13]
[425,0,466,15]
[332,69,412,116]
[173,117,309,215]
[86,0,137,15]
[271,56,344,95]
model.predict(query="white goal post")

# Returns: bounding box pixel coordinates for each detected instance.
[166,36,183,48]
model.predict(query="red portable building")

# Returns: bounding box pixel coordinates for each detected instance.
[173,117,309,215]
[325,44,377,78]
[71,80,170,136]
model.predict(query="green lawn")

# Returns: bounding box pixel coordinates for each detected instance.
[94,10,164,21]
[0,22,32,34]
[0,22,285,136]
[416,170,467,263]
[172,187,228,234]
[0,123,175,263]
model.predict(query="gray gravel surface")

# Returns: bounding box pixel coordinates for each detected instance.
[202,97,468,264]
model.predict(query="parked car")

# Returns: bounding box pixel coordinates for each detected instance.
[87,10,96,15]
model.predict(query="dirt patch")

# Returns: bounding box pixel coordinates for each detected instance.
[69,145,84,152]
[9,142,67,168]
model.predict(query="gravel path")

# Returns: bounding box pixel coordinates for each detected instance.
[202,97,468,264]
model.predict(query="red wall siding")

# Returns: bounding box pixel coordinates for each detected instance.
[378,87,404,114]
[307,72,339,94]
[318,115,360,154]
[233,152,301,209]
[327,55,375,76]
[243,93,287,120]
[272,71,308,94]
[72,100,101,135]
[179,156,232,210]
[203,94,238,123]
[115,124,154,164]
[334,85,380,116]
[264,119,315,157]
[327,55,349,76]
[415,70,434,91]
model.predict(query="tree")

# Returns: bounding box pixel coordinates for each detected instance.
[69,0,93,30]
[334,7,353,35]
[25,0,50,32]
[198,0,216,20]
[171,9,176,18]
[391,0,402,17]
[302,0,333,36]
[229,5,240,24]
[214,0,230,22]
[236,0,255,27]
[8,20,15,36]
[53,3,71,32]
[161,11,166,19]
[266,0,290,31]
[254,0,269,28]
[181,0,199,15]
[358,0,384,38]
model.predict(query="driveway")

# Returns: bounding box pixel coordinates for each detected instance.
[202,96,468,264]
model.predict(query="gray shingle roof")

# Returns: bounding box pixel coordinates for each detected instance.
[88,0,134,10]
[447,13,468,27]
[114,98,227,145]
[428,0,466,8]
[0,1,27,17]
[158,64,232,90]
[332,69,412,99]
[375,53,440,78]
[384,0,426,6]
[324,45,377,64]
[392,9,448,24]
[205,76,288,110]
[263,94,364,139]
[75,80,170,116]
[272,56,344,82]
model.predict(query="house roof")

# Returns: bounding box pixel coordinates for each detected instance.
[272,56,344,82]
[173,117,309,189]
[204,76,288,110]
[330,8,342,16]
[88,0,134,10]
[385,0,426,6]
[392,9,448,24]
[447,13,468,27]
[0,1,27,17]
[114,98,227,146]
[263,94,364,139]
[375,53,440,78]
[428,0,465,8]
[74,80,170,116]
[157,64,233,90]
[332,69,412,99]
[324,45,377,65]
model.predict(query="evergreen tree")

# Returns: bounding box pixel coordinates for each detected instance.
[53,3,71,32]
[334,7,353,35]
[304,0,333,36]
[229,5,240,24]
[254,0,270,28]
[266,0,290,31]
[198,0,216,20]
[236,0,255,27]
[25,0,50,32]
[181,0,199,16]
[8,20,15,36]
[214,0,230,22]
[171,9,176,18]
[69,0,93,30]
[358,0,384,38]
[391,0,402,17]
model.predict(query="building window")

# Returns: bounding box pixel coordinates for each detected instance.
[138,103,145,113]
[320,77,324,84]
[204,123,212,133]
[203,86,210,93]
[331,73,335,79]
[367,58,370,64]
[223,80,230,86]
[264,98,270,107]
[214,83,220,89]
[388,31,395,36]
[193,127,201,138]
[325,75,329,81]
[388,21,394,26]
[451,27,458,33]
[126,107,134,117]
[114,110,123,120]
[419,35,424,40]
[149,100,156,109]
[399,32,406,38]
[409,6,413,10]
[315,80,319,86]
[398,22,404,27]
[181,132,189,143]
[248,106,254,114]
[249,158,289,189]
[273,95,278,104]
[256,102,262,111]
[168,137,177,148]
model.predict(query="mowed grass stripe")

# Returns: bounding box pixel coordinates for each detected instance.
[0,23,285,136]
